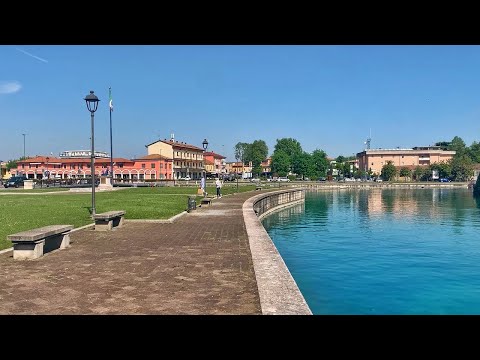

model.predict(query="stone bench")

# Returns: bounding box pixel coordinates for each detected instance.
[200,198,214,206]
[8,225,73,260]
[93,210,126,231]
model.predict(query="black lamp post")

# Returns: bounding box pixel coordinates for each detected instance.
[202,138,208,197]
[84,91,100,217]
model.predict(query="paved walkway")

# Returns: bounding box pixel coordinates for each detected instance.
[0,192,262,314]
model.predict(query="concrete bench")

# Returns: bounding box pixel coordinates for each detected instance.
[8,225,73,260]
[93,210,126,231]
[200,198,214,206]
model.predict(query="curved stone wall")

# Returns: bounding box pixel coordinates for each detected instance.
[243,189,311,315]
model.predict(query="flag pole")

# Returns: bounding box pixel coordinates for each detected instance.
[109,87,114,183]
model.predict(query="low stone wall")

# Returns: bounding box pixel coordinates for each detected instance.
[243,189,311,315]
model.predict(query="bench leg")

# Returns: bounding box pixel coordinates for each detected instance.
[59,233,70,249]
[13,240,45,260]
[113,216,124,228]
[95,219,113,231]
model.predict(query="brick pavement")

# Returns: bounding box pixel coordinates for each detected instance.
[0,192,262,314]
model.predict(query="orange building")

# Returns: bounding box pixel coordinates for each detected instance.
[357,146,456,175]
[145,138,205,180]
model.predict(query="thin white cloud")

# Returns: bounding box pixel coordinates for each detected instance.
[0,81,22,94]
[15,48,48,63]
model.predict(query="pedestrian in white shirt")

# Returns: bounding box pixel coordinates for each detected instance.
[215,178,222,198]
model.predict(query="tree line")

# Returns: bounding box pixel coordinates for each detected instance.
[235,138,330,180]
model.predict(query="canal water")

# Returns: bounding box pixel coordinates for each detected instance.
[262,188,480,314]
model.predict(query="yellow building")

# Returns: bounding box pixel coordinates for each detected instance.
[146,137,205,180]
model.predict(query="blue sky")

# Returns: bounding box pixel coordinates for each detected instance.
[1,45,480,162]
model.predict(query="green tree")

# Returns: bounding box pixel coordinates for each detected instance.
[274,138,303,159]
[5,156,27,171]
[292,152,311,179]
[271,138,303,176]
[449,136,467,157]
[450,155,474,181]
[468,141,480,163]
[399,167,411,181]
[234,142,249,163]
[310,149,329,178]
[336,155,346,164]
[6,160,18,171]
[381,161,397,181]
[249,140,268,176]
[271,150,290,177]
[430,161,451,179]
[435,141,450,150]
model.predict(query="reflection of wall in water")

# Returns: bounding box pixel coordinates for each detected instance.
[276,203,305,220]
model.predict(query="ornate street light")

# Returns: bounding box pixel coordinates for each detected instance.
[84,90,100,217]
[202,138,208,197]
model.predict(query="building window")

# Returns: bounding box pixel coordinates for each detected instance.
[151,174,155,179]
[169,163,171,169]
[22,164,25,169]
[142,163,146,169]
[119,164,124,168]
[160,163,163,169]
[402,155,404,158]
[151,163,155,168]
[371,163,374,166]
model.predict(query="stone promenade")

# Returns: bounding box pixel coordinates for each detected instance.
[0,192,262,314]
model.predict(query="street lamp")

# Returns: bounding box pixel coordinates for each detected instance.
[84,90,100,217]
[202,138,208,197]
[235,154,239,192]
[22,133,26,159]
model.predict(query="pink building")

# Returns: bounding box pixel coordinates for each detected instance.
[204,151,226,176]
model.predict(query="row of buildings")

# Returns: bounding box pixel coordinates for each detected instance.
[2,138,471,181]
[2,135,273,181]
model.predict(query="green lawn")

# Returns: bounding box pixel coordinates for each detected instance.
[0,188,69,193]
[0,185,256,250]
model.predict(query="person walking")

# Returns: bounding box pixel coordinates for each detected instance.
[215,177,222,198]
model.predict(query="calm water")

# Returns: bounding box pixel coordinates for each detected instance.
[262,189,480,314]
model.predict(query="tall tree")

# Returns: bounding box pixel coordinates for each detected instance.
[468,141,480,163]
[399,167,410,181]
[449,136,467,157]
[249,140,268,176]
[435,141,450,150]
[292,152,312,179]
[274,138,303,159]
[234,142,249,163]
[310,149,329,178]
[450,155,474,181]
[381,161,397,181]
[271,150,290,177]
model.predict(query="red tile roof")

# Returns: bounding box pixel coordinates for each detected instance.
[134,154,172,161]
[204,151,226,159]
[146,139,204,152]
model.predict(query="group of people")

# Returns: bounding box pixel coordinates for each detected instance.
[200,176,223,198]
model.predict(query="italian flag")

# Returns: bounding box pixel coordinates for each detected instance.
[109,87,113,111]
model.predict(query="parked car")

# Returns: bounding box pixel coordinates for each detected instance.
[180,176,191,181]
[439,178,451,182]
[277,177,290,182]
[4,176,27,188]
